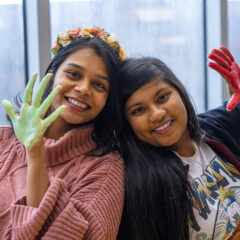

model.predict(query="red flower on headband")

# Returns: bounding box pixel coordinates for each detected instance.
[91,28,108,38]
[51,26,127,61]
[69,27,81,38]
[53,41,61,50]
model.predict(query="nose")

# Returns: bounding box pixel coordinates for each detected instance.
[74,79,90,95]
[149,106,166,123]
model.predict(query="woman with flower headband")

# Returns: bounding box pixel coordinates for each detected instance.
[117,47,240,240]
[0,26,126,239]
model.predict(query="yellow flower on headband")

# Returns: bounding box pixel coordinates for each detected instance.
[119,49,128,61]
[51,26,127,62]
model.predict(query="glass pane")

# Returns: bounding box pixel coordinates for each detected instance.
[228,0,240,63]
[0,0,25,125]
[50,0,204,112]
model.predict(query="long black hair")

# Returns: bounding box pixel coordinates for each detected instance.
[117,57,202,240]
[10,36,122,155]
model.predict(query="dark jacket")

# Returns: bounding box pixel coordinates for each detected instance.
[198,102,240,170]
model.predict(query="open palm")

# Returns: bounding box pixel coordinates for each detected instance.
[208,46,240,111]
[2,73,65,150]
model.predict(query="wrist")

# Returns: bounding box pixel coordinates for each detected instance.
[26,137,45,152]
[26,140,46,165]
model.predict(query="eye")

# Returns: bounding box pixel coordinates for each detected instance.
[157,92,170,103]
[66,71,81,79]
[92,81,107,91]
[131,107,145,115]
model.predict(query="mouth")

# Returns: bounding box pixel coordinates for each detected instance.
[153,120,173,134]
[65,97,90,112]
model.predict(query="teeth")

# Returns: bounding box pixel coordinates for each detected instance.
[155,121,171,131]
[68,98,88,109]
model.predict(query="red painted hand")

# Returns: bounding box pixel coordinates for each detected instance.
[208,46,240,111]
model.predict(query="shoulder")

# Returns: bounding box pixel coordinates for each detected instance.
[0,126,14,139]
[69,152,124,198]
[198,102,240,122]
[80,152,124,180]
[0,126,15,147]
[0,126,18,161]
[198,102,240,131]
[198,103,240,154]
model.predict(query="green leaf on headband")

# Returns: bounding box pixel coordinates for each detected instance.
[51,48,59,56]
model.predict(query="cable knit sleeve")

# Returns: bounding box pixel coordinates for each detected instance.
[4,154,124,240]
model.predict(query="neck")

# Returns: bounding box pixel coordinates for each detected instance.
[175,130,195,157]
[176,140,195,157]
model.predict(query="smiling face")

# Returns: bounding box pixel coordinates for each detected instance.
[49,48,109,132]
[125,78,193,155]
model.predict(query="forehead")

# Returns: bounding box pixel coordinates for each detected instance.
[129,78,173,100]
[58,47,108,74]
[63,48,100,63]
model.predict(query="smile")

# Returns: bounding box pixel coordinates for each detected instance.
[65,97,90,111]
[153,120,173,134]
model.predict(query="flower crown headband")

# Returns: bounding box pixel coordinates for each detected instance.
[51,26,127,62]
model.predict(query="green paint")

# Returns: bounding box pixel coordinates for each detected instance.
[2,73,65,150]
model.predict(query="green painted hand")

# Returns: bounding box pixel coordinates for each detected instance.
[2,73,65,150]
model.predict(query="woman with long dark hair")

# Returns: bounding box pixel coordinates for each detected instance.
[0,26,126,239]
[117,47,240,239]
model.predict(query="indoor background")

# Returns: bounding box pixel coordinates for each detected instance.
[0,0,239,125]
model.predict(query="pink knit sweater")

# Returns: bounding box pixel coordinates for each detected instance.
[0,124,124,239]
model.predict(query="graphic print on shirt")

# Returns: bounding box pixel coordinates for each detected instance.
[190,155,240,240]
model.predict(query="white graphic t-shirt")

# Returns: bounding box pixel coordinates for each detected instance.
[175,141,240,240]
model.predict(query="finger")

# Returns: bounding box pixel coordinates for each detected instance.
[226,93,240,111]
[211,48,232,65]
[208,53,232,71]
[38,85,61,117]
[219,46,235,62]
[32,73,53,108]
[1,99,17,123]
[208,62,233,82]
[208,62,238,90]
[230,64,240,90]
[23,73,37,105]
[220,47,235,63]
[228,85,236,96]
[43,105,66,129]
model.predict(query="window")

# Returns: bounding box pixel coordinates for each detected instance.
[3,0,238,120]
[50,0,204,112]
[0,0,25,125]
[228,0,240,63]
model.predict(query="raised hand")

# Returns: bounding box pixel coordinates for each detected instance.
[1,73,65,150]
[208,46,240,111]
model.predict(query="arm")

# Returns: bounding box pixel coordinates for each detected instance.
[4,155,124,240]
[2,73,65,207]
[26,144,49,207]
[208,46,240,111]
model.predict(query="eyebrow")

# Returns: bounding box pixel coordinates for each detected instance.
[154,87,169,97]
[67,63,109,81]
[126,87,170,112]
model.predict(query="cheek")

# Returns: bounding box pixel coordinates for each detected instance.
[128,117,147,137]
[94,93,108,108]
[176,100,188,127]
[52,72,65,88]
[49,94,60,112]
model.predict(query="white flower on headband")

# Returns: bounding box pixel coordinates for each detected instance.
[58,30,71,47]
[51,26,127,62]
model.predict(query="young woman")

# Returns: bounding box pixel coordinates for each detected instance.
[117,47,240,240]
[0,26,126,239]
